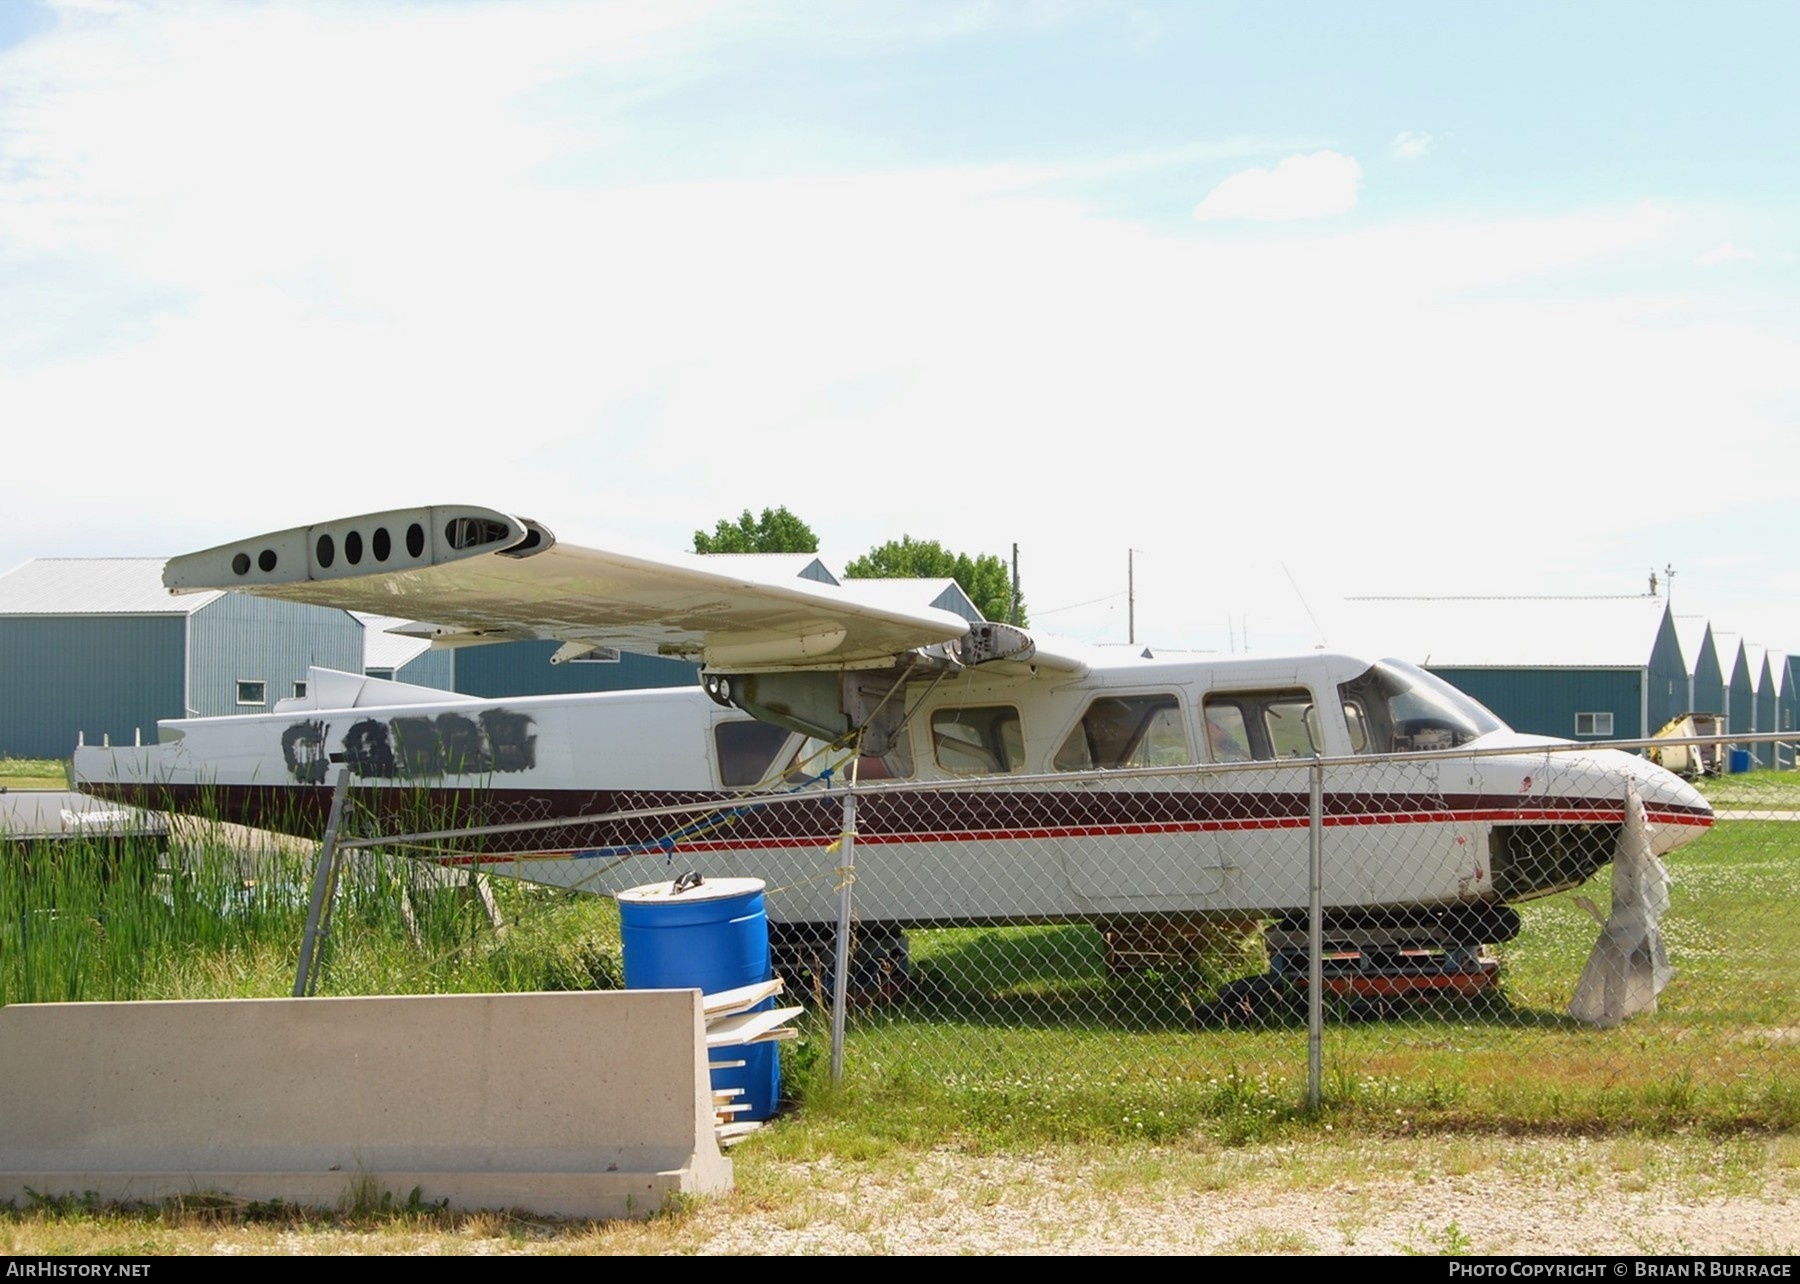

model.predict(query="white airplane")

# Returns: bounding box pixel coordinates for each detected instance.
[73,503,1715,1001]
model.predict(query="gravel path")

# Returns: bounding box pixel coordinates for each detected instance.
[675,1136,1799,1256]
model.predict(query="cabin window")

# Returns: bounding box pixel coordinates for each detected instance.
[1054,694,1190,771]
[930,706,1025,776]
[788,735,913,783]
[1575,711,1614,736]
[1337,661,1504,752]
[236,680,267,706]
[1201,689,1319,761]
[1204,703,1253,762]
[715,720,915,787]
[716,720,795,787]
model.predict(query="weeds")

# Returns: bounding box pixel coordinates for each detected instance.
[0,758,68,789]
[1,782,1793,1236]
[0,817,623,1008]
[1403,1218,1474,1256]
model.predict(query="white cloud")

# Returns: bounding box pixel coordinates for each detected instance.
[1,5,1798,653]
[1695,240,1758,266]
[1192,150,1362,221]
[1390,130,1434,159]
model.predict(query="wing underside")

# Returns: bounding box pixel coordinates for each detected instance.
[163,503,1036,675]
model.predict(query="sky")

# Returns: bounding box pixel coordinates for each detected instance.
[2,0,1797,658]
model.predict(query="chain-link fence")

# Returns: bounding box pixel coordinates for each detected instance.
[323,730,1796,1121]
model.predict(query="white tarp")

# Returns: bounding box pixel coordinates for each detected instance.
[1569,779,1675,1027]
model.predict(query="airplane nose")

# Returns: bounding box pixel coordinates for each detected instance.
[1629,758,1713,855]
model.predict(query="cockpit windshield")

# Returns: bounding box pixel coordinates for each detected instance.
[1337,659,1506,753]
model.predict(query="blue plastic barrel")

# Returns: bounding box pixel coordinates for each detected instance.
[617,876,779,1121]
[1729,748,1753,774]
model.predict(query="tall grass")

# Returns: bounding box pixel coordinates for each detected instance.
[0,757,69,790]
[0,812,623,1008]
[4,788,1795,1144]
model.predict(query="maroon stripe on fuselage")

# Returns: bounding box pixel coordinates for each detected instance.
[80,780,1712,856]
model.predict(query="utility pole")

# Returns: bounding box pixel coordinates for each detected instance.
[1128,549,1137,645]
[1010,543,1020,625]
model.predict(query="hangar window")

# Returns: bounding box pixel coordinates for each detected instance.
[236,680,267,706]
[1575,712,1614,736]
[292,681,308,699]
[365,667,396,681]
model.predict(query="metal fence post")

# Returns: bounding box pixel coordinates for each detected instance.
[830,787,857,1084]
[293,766,352,998]
[1308,756,1324,1110]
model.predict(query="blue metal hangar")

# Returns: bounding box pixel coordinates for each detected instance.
[0,558,361,759]
[1334,594,1688,744]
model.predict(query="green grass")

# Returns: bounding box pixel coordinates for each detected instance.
[797,813,1800,1144]
[3,798,1795,1146]
[0,822,624,1007]
[0,758,69,790]
[1695,767,1800,806]
[0,796,1796,1253]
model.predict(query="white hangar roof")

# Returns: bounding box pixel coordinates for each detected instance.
[350,612,439,671]
[691,552,839,585]
[0,558,222,616]
[1332,595,1674,668]
[836,576,983,623]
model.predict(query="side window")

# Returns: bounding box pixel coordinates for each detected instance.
[1202,689,1320,761]
[1343,701,1369,753]
[930,706,1025,776]
[1054,694,1190,770]
[1265,695,1319,759]
[1204,703,1251,762]
[789,735,915,782]
[719,721,920,788]
[714,720,796,787]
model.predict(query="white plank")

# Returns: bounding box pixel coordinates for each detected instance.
[702,978,784,1017]
[704,1005,804,1048]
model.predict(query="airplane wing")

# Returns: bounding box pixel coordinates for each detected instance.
[163,503,1053,675]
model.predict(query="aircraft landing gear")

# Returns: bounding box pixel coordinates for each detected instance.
[1193,905,1515,1026]
[770,922,910,1006]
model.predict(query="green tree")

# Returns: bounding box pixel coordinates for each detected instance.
[844,536,1025,625]
[692,507,819,554]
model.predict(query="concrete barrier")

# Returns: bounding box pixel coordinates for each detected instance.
[0,989,732,1220]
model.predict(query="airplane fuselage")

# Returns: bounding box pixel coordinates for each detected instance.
[74,649,1713,934]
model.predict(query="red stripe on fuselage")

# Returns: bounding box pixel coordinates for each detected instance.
[443,804,1713,864]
